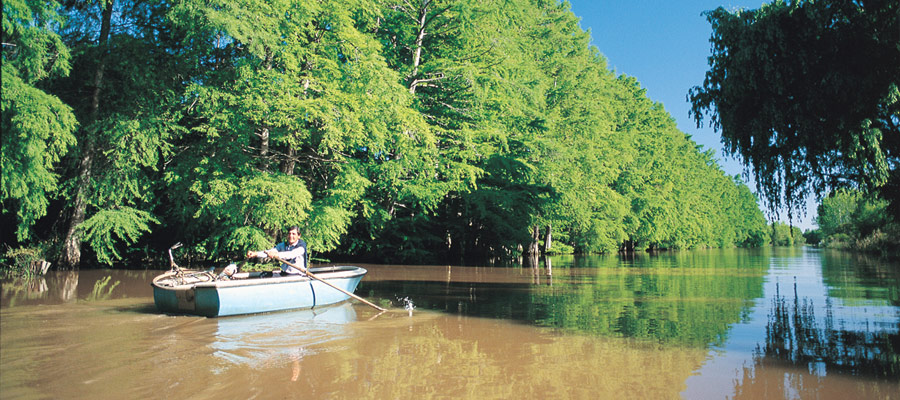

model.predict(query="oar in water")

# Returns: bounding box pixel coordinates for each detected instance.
[272,256,387,312]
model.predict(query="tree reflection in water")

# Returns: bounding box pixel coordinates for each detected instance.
[0,276,48,307]
[755,281,898,379]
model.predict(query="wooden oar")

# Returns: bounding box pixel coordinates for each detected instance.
[272,256,386,312]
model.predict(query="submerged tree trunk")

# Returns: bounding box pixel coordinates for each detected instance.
[543,224,552,254]
[60,0,114,268]
[524,225,540,257]
[61,143,92,268]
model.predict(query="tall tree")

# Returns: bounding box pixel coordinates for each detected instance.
[51,0,186,265]
[2,0,78,242]
[164,0,445,258]
[343,0,506,262]
[524,1,628,255]
[58,0,114,267]
[689,0,900,221]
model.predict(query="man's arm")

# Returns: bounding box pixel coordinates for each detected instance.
[246,246,277,259]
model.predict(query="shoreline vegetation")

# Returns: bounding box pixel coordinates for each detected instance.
[802,190,900,260]
[2,237,896,276]
[3,1,896,271]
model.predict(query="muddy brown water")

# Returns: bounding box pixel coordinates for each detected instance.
[1,247,898,399]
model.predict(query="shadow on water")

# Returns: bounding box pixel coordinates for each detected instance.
[119,303,162,315]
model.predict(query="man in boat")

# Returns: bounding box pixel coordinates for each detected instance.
[246,226,308,275]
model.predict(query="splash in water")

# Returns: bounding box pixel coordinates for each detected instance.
[399,297,415,317]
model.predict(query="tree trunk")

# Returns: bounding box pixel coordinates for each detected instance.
[259,47,274,171]
[259,127,270,171]
[282,146,296,175]
[61,146,92,268]
[408,0,430,93]
[543,224,552,254]
[524,225,540,257]
[60,0,114,268]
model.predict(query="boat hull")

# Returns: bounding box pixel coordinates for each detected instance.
[151,266,368,317]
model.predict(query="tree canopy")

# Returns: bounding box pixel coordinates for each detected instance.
[2,0,771,267]
[2,0,77,241]
[689,0,900,222]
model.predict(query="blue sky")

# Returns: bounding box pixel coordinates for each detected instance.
[567,0,817,230]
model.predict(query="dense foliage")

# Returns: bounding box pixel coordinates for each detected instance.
[811,189,898,255]
[689,0,900,223]
[2,0,769,267]
[769,222,805,247]
[1,0,77,242]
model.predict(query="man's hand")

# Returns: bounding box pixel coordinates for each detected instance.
[265,249,278,258]
[245,250,256,258]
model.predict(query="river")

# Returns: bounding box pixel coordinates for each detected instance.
[1,247,898,399]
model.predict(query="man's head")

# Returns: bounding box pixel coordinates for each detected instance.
[287,226,301,245]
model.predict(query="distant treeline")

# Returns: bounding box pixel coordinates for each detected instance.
[2,0,770,267]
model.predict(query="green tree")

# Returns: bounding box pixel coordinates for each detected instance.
[803,229,822,246]
[50,0,185,265]
[732,177,769,246]
[348,0,769,260]
[689,0,900,222]
[342,0,547,261]
[613,77,681,250]
[1,0,77,241]
[163,0,447,260]
[816,189,863,238]
[526,2,628,255]
[612,76,767,251]
[770,222,803,246]
[1,0,777,266]
[816,189,892,248]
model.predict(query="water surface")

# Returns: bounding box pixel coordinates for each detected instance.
[1,247,897,399]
